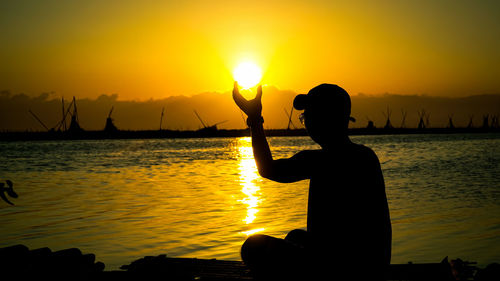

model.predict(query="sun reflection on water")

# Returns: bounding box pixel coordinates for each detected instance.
[241,228,266,236]
[236,137,264,235]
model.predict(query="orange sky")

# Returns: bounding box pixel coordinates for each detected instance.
[1,1,499,100]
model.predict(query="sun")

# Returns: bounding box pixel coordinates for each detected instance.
[233,62,262,89]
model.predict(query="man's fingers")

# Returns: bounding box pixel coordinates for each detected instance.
[233,81,239,94]
[256,85,262,101]
[232,81,240,100]
[232,82,248,108]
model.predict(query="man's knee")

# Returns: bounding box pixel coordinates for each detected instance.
[241,234,270,263]
[285,229,308,247]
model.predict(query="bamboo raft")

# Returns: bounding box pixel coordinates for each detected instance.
[1,244,497,280]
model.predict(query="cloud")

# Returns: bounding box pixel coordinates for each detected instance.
[1,88,499,131]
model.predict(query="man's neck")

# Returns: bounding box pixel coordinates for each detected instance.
[319,135,351,149]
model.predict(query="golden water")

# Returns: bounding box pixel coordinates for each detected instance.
[0,135,499,269]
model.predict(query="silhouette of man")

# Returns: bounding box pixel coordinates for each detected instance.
[233,83,391,280]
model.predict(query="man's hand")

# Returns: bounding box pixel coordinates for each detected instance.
[232,82,262,119]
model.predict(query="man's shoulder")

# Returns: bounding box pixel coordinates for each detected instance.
[294,144,378,160]
[291,149,323,161]
[351,142,374,153]
[294,149,322,157]
[350,143,379,159]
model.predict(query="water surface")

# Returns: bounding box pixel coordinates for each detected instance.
[1,134,499,269]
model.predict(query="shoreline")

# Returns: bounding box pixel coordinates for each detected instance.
[1,127,499,141]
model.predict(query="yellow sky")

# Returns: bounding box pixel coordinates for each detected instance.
[1,0,499,100]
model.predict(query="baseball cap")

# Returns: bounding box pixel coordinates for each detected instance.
[293,84,356,122]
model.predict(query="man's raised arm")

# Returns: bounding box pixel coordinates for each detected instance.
[233,83,308,182]
[233,83,273,178]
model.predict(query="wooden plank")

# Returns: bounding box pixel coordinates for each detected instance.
[1,245,482,280]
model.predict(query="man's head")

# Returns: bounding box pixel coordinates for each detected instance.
[293,84,354,146]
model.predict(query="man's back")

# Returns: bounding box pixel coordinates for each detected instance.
[297,143,391,274]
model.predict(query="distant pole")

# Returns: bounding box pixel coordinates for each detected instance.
[400,109,407,128]
[467,115,474,128]
[160,107,165,130]
[283,107,296,130]
[61,98,74,130]
[61,97,66,131]
[283,108,290,130]
[418,109,426,129]
[383,107,393,129]
[447,114,455,129]
[108,106,114,118]
[28,109,50,131]
[194,110,207,128]
[72,96,78,122]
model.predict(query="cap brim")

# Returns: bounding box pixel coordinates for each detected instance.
[293,94,308,110]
